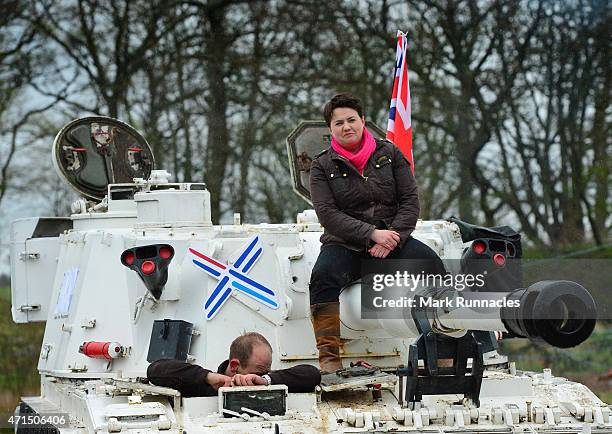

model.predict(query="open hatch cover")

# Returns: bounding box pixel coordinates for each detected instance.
[52,117,155,201]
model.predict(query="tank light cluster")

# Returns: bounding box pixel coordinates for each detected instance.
[470,238,517,267]
[121,244,175,299]
[459,237,523,293]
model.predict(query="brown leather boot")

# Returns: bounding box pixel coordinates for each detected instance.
[310,302,343,373]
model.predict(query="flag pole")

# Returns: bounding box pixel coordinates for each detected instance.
[386,30,414,174]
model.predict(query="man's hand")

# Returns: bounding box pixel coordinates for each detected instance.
[369,243,392,258]
[231,373,268,387]
[205,372,232,390]
[370,229,400,250]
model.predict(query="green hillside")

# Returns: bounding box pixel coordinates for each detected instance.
[0,286,45,414]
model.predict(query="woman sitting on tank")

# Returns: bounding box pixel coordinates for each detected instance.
[309,93,446,373]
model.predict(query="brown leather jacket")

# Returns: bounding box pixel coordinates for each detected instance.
[309,139,419,251]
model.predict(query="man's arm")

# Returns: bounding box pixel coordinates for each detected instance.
[147,359,231,397]
[267,364,321,393]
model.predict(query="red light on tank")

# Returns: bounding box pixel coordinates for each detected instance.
[493,253,506,267]
[472,240,487,254]
[141,260,155,275]
[122,251,135,266]
[159,246,173,259]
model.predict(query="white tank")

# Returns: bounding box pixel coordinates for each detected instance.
[8,117,607,433]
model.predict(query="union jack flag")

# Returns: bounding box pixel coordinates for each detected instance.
[387,30,414,174]
[190,236,278,320]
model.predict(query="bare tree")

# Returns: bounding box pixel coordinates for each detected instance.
[29,0,184,117]
[0,1,62,208]
[0,0,607,250]
[487,0,611,247]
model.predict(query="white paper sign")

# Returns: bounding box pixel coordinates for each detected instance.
[54,267,79,317]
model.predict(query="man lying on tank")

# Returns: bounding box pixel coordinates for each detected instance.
[147,332,321,397]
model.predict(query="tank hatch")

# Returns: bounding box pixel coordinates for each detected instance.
[52,116,155,201]
[286,120,385,205]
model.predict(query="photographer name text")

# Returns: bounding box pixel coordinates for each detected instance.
[372,296,520,309]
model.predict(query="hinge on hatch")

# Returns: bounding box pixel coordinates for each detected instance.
[19,252,40,261]
[18,304,41,312]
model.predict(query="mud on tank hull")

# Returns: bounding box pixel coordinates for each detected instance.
[16,366,611,433]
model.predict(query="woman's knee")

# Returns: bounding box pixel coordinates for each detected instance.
[397,237,446,273]
[399,237,436,257]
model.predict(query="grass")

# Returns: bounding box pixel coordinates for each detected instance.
[523,244,612,259]
[0,286,45,414]
[0,284,10,303]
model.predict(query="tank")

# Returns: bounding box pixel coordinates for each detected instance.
[8,116,610,433]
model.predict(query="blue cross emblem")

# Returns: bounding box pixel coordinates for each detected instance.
[190,236,279,320]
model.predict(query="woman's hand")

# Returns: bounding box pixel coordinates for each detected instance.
[370,229,400,250]
[369,243,392,258]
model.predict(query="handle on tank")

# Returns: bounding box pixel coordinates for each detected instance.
[501,280,596,348]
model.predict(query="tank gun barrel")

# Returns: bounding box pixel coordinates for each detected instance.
[500,280,596,348]
[340,280,596,349]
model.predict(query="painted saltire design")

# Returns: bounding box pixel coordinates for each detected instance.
[189,236,278,320]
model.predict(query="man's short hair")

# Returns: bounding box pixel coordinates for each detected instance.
[229,332,272,366]
[323,93,364,126]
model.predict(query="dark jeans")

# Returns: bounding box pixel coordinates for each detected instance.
[309,237,446,305]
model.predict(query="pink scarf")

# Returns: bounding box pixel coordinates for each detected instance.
[331,127,376,174]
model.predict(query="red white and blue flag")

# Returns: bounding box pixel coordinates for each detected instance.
[387,31,414,174]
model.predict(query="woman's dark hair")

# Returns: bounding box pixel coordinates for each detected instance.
[323,93,364,126]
